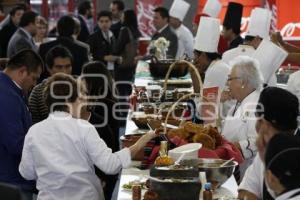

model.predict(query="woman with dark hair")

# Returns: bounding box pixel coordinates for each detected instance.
[114,9,141,97]
[80,61,120,200]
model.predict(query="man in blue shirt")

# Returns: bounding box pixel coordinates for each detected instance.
[0,49,43,199]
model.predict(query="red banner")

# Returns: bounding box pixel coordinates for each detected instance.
[197,0,300,38]
[135,0,163,37]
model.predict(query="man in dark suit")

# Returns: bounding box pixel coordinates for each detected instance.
[151,7,178,59]
[86,11,121,77]
[0,49,43,200]
[39,15,89,78]
[7,11,38,58]
[0,5,25,58]
[109,0,125,39]
[77,0,94,42]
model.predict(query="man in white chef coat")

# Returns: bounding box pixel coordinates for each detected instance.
[169,0,194,59]
[222,8,272,64]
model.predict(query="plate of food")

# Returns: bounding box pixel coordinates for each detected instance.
[122,179,150,191]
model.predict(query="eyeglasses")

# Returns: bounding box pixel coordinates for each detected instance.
[227,76,241,81]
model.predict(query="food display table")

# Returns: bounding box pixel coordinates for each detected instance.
[117,162,238,200]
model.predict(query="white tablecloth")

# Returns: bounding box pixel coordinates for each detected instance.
[117,162,238,200]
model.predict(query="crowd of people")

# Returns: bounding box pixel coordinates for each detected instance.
[0,0,300,200]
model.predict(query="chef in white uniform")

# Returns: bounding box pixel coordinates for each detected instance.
[238,87,300,200]
[169,0,194,59]
[222,8,272,64]
[192,16,230,93]
[19,74,157,200]
[222,55,263,177]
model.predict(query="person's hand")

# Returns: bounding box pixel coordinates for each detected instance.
[134,55,143,64]
[104,55,116,62]
[271,31,284,46]
[238,190,259,200]
[129,130,158,157]
[116,56,122,64]
[221,90,232,102]
[233,142,242,153]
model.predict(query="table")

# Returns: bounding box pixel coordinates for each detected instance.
[117,162,238,200]
[117,61,239,199]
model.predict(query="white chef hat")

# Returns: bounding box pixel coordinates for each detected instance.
[169,0,191,22]
[202,0,222,18]
[251,39,288,83]
[246,8,272,39]
[194,16,220,53]
[287,71,300,100]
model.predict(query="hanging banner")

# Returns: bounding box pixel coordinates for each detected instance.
[197,0,300,38]
[135,0,163,37]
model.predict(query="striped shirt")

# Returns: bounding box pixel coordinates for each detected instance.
[28,80,49,124]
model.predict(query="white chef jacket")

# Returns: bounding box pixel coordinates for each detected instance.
[175,24,194,59]
[276,188,300,200]
[222,45,255,65]
[239,154,264,199]
[222,90,260,175]
[204,59,230,91]
[19,111,131,200]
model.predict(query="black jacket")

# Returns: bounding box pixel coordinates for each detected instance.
[86,30,115,64]
[39,36,89,77]
[110,21,122,39]
[229,35,244,50]
[77,15,90,43]
[151,25,178,59]
[0,18,17,58]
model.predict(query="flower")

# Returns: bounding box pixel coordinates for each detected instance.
[151,37,170,59]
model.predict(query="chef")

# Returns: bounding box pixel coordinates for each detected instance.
[192,0,222,33]
[238,87,300,200]
[222,8,272,64]
[192,0,227,54]
[222,2,244,50]
[192,16,230,93]
[169,0,194,59]
[251,39,288,86]
[264,134,300,200]
[222,55,263,179]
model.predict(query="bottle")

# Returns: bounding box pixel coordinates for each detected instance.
[132,184,141,200]
[154,141,174,166]
[203,182,213,200]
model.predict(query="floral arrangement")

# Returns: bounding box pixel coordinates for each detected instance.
[150,37,170,60]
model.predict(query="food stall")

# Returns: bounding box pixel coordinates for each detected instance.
[117,60,242,199]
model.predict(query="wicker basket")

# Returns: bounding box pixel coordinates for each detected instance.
[149,56,189,78]
[162,60,204,135]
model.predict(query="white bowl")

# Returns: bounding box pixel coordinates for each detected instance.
[169,143,202,161]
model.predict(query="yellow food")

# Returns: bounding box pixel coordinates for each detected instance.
[155,156,175,166]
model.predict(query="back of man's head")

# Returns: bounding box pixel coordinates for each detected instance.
[112,0,125,12]
[19,11,38,28]
[78,1,92,15]
[256,87,299,131]
[57,15,75,37]
[265,134,300,190]
[7,49,43,73]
